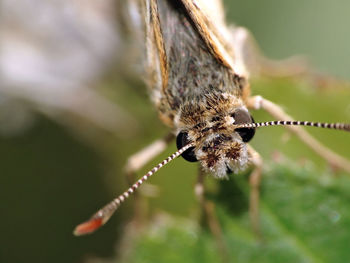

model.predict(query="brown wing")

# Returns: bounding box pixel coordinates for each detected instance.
[143,0,249,126]
[145,0,245,93]
[180,0,237,72]
[149,0,169,92]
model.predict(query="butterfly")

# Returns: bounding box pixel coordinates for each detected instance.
[74,0,350,236]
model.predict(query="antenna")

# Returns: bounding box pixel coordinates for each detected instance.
[235,121,350,132]
[73,142,195,236]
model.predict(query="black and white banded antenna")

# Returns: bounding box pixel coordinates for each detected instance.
[74,142,195,236]
[235,120,350,132]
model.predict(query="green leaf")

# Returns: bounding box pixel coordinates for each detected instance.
[118,163,350,263]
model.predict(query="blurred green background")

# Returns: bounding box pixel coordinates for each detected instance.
[1,1,350,263]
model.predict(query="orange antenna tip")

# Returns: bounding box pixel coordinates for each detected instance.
[73,217,103,236]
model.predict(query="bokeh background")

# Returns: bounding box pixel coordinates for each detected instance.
[1,0,350,263]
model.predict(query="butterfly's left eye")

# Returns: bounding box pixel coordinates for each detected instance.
[176,131,198,162]
[232,109,256,142]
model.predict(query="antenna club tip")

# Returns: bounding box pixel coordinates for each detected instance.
[73,217,103,236]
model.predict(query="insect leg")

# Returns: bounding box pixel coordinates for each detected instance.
[124,133,174,221]
[247,144,263,238]
[247,95,350,173]
[231,27,308,78]
[233,27,348,89]
[195,167,229,263]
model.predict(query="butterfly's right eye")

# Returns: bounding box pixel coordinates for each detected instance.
[232,109,256,142]
[176,132,197,162]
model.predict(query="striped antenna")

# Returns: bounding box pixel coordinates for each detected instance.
[73,142,195,236]
[235,120,350,132]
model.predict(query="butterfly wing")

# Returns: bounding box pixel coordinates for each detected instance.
[143,0,249,126]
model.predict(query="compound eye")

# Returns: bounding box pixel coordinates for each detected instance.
[176,131,198,162]
[232,109,256,143]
